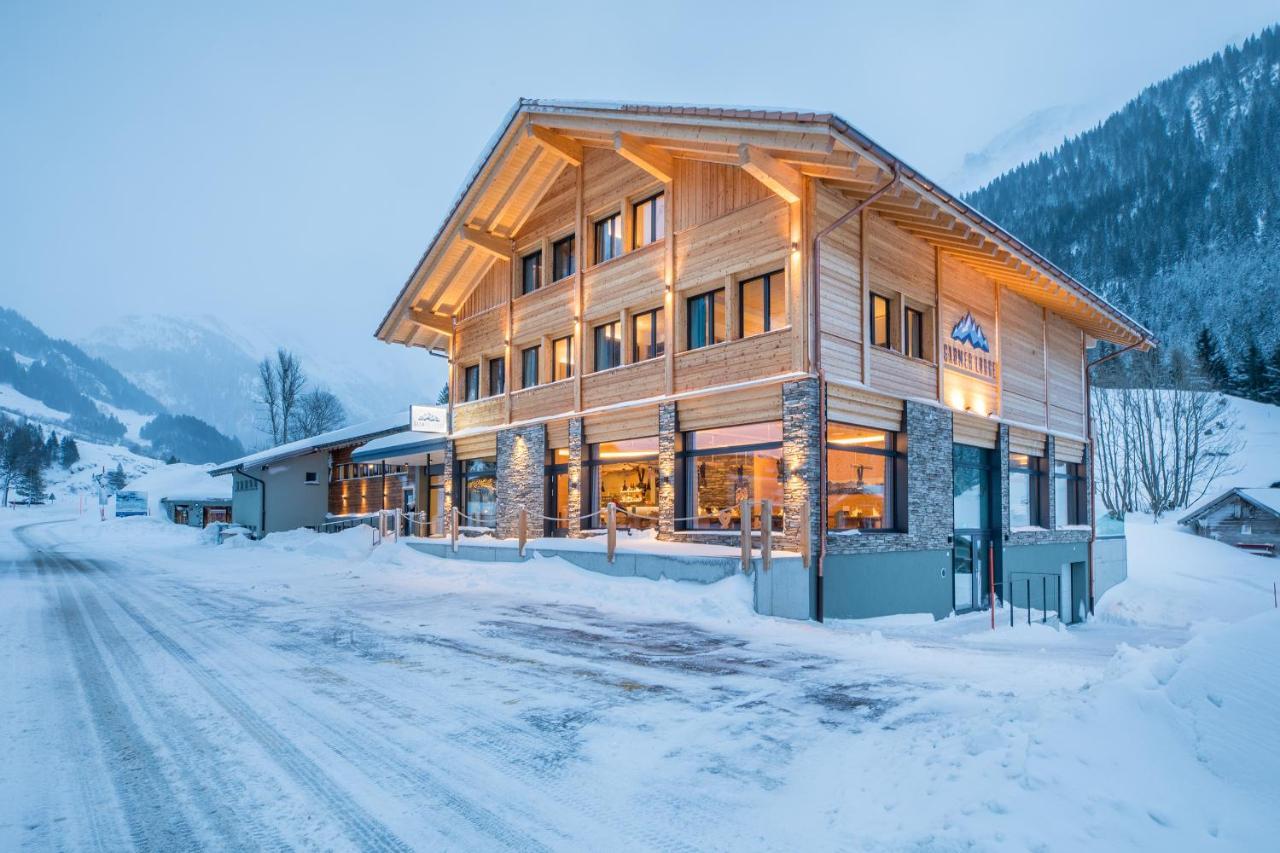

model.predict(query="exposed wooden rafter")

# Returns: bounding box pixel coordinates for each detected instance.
[613,132,675,183]
[738,144,802,204]
[458,225,511,260]
[525,123,583,166]
[409,307,454,336]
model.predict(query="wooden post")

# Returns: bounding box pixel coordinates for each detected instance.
[606,502,617,564]
[518,506,528,557]
[450,506,459,553]
[760,499,773,572]
[798,498,810,569]
[740,499,751,572]
[394,508,401,543]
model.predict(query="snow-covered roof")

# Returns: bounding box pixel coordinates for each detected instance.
[210,413,410,476]
[1179,488,1280,524]
[349,428,447,464]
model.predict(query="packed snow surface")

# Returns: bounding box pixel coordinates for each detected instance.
[2,505,1277,851]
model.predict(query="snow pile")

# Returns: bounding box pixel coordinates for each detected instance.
[125,462,229,515]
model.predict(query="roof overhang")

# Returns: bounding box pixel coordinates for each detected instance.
[350,430,447,465]
[377,99,1154,353]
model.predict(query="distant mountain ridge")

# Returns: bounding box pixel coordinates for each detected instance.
[964,25,1280,355]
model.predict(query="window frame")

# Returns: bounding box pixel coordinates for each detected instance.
[487,355,505,397]
[551,335,575,382]
[631,307,665,362]
[463,364,481,402]
[676,422,785,532]
[686,288,726,351]
[593,212,622,264]
[826,423,904,533]
[593,320,622,372]
[520,345,540,389]
[1008,452,1045,529]
[870,292,893,349]
[520,249,543,296]
[552,234,575,282]
[738,268,786,338]
[904,305,925,359]
[1054,461,1086,527]
[584,437,660,530]
[631,192,665,249]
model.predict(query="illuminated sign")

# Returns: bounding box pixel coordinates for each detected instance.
[410,405,444,432]
[943,311,996,380]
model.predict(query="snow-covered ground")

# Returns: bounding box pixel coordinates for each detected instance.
[2,506,1276,851]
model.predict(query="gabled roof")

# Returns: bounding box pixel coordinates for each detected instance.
[1179,488,1280,524]
[376,98,1155,354]
[209,413,410,476]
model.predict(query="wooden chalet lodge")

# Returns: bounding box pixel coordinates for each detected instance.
[376,100,1152,621]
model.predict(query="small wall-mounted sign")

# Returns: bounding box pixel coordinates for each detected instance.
[410,405,443,433]
[943,311,997,380]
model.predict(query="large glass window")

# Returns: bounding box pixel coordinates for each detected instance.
[870,293,892,348]
[632,307,664,362]
[686,289,725,350]
[633,192,665,247]
[739,270,785,337]
[521,346,540,389]
[552,335,574,381]
[487,356,505,397]
[680,422,783,531]
[463,364,480,402]
[1054,461,1085,527]
[1009,453,1044,528]
[587,437,659,529]
[459,458,496,528]
[552,235,575,281]
[953,445,993,530]
[521,250,543,295]
[594,213,622,263]
[905,306,925,359]
[827,424,898,531]
[593,321,622,371]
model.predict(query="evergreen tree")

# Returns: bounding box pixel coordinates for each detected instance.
[1267,341,1280,405]
[107,462,128,491]
[44,431,59,466]
[1,423,40,507]
[16,463,46,504]
[59,435,79,468]
[436,383,449,405]
[1238,336,1269,401]
[1194,327,1231,390]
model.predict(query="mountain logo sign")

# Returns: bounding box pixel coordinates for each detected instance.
[943,311,997,380]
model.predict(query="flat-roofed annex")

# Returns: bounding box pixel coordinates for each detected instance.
[376,99,1153,355]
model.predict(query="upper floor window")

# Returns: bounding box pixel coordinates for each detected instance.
[487,356,505,397]
[1009,453,1044,528]
[521,346,540,389]
[905,306,925,359]
[552,335,575,381]
[687,289,725,350]
[521,250,543,295]
[632,192,665,248]
[870,293,892,348]
[463,364,480,402]
[552,235,575,281]
[739,270,785,337]
[594,213,622,264]
[594,321,622,371]
[632,307,664,362]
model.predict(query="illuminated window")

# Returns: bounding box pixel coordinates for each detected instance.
[552,335,574,381]
[521,346,540,389]
[594,213,622,263]
[632,192,665,247]
[632,307,664,362]
[460,458,496,528]
[552,235,575,281]
[686,289,725,350]
[586,436,659,530]
[739,270,785,337]
[905,306,925,359]
[827,424,899,531]
[870,293,892,348]
[463,365,480,402]
[1009,452,1044,528]
[521,250,542,295]
[679,422,783,531]
[593,321,621,371]
[487,356,505,397]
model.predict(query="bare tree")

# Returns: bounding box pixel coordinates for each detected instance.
[294,389,346,438]
[1091,386,1140,517]
[276,349,305,441]
[256,358,281,443]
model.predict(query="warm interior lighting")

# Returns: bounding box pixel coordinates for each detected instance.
[828,434,886,447]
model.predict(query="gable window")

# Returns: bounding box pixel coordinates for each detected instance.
[521,346,540,389]
[870,293,892,348]
[827,423,901,531]
[1009,453,1045,528]
[632,192,665,248]
[632,307,664,362]
[594,213,622,263]
[686,289,725,350]
[905,306,925,359]
[463,365,480,402]
[593,321,622,372]
[521,250,543,295]
[1054,462,1085,527]
[739,270,785,337]
[552,335,575,381]
[552,235,575,281]
[487,356,505,397]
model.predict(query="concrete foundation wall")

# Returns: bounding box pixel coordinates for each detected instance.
[822,549,953,620]
[1093,536,1128,602]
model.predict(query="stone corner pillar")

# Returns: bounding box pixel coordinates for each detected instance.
[781,379,821,555]
[567,418,584,537]
[496,423,545,538]
[657,402,677,539]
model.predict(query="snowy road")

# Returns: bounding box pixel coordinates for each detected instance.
[3,514,1277,851]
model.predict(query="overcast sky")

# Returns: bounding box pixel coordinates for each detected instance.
[3,1,1277,374]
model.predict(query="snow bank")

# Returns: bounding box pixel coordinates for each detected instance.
[124,462,230,515]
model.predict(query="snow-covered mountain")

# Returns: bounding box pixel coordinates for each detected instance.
[81,313,444,447]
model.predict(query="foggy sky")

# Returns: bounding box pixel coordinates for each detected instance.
[3,0,1276,374]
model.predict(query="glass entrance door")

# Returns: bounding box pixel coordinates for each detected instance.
[545,449,569,537]
[953,445,996,613]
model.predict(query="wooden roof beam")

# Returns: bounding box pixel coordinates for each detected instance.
[457,225,511,261]
[525,123,583,166]
[613,132,675,183]
[738,144,803,204]
[410,307,454,336]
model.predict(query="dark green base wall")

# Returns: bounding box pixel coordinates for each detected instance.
[822,549,953,621]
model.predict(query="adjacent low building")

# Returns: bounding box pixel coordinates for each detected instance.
[210,409,446,536]
[374,100,1154,621]
[1179,488,1280,555]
